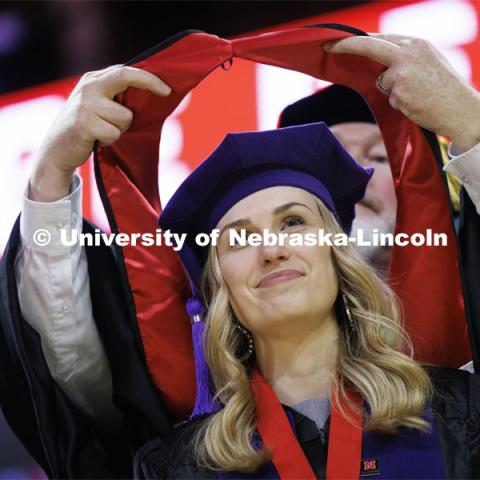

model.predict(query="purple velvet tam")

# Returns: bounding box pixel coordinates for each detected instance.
[279,84,376,128]
[159,122,373,290]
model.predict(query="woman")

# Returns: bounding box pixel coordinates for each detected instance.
[135,123,480,479]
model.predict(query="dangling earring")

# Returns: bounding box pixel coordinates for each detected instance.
[235,322,254,362]
[342,293,356,333]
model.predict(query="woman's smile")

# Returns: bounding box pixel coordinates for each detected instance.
[257,269,304,288]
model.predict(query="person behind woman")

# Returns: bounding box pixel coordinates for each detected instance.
[135,124,480,479]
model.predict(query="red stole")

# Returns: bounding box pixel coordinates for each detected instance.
[251,367,363,479]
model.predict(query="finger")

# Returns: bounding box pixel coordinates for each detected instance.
[95,99,133,133]
[71,65,125,97]
[86,64,124,78]
[388,91,400,111]
[324,36,400,67]
[368,32,415,46]
[376,69,395,96]
[94,118,123,147]
[100,65,172,98]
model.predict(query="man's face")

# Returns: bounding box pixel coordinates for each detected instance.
[329,122,397,272]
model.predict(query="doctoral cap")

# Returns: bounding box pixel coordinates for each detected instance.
[159,122,373,291]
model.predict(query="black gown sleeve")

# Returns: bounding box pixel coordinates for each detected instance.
[133,420,217,480]
[457,187,480,371]
[0,216,172,478]
[467,372,480,476]
[429,366,480,479]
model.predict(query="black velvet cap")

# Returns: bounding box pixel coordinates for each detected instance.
[279,84,376,128]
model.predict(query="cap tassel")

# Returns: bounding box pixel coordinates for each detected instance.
[186,297,222,418]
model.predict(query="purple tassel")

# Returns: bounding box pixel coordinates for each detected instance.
[187,298,222,418]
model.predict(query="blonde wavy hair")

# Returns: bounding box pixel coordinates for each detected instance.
[192,198,432,473]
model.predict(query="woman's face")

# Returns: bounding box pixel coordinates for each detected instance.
[215,186,339,336]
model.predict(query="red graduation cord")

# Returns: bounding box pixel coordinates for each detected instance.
[251,366,362,479]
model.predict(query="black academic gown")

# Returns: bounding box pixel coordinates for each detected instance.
[134,367,480,480]
[0,217,173,478]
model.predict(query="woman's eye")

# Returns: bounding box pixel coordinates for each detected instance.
[282,215,305,229]
[368,155,388,164]
[230,229,253,247]
[231,233,243,246]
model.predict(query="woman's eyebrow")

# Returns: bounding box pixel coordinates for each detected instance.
[219,202,313,239]
[219,219,251,239]
[272,202,313,216]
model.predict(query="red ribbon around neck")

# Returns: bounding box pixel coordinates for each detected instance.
[251,366,363,479]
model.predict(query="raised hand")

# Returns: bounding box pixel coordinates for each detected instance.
[29,65,171,201]
[324,34,480,153]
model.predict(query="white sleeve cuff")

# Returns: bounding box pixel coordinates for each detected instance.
[444,142,480,213]
[20,174,83,253]
[447,141,480,159]
[459,361,474,373]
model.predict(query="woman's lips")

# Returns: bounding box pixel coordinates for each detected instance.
[257,270,304,288]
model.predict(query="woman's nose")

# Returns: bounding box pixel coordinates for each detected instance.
[258,243,291,266]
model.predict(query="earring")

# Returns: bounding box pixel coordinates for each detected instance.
[342,293,356,333]
[235,322,254,362]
